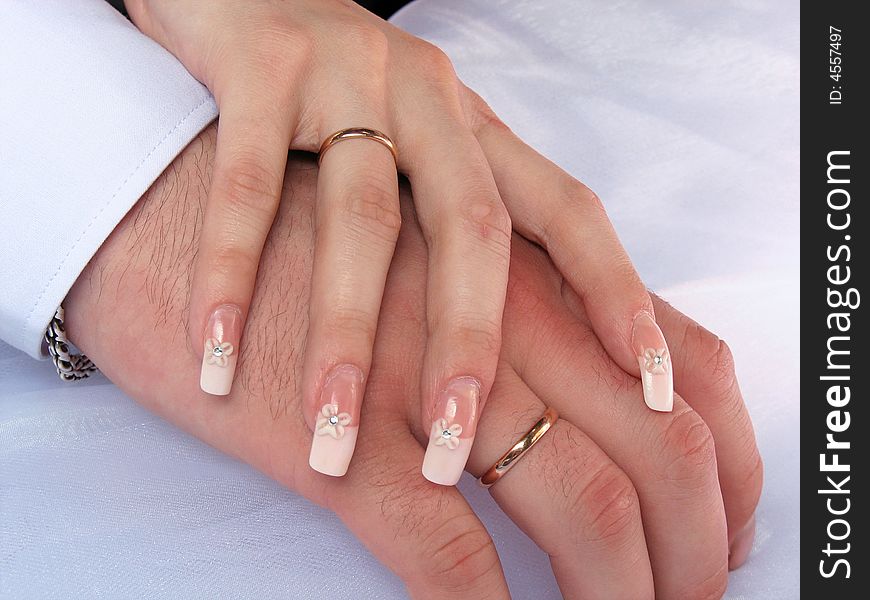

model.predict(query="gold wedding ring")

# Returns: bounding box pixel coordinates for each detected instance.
[479,407,559,488]
[318,127,398,165]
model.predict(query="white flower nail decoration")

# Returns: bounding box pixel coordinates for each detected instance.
[643,348,669,375]
[316,403,352,439]
[205,338,234,367]
[432,418,462,450]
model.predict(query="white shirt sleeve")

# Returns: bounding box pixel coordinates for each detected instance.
[0,0,218,358]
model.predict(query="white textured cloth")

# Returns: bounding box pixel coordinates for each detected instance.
[0,0,798,598]
[0,0,217,358]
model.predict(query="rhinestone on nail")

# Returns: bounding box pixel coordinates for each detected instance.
[642,347,669,374]
[433,418,463,449]
[316,404,352,439]
[205,338,234,367]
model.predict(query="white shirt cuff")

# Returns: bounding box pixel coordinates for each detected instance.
[0,0,218,358]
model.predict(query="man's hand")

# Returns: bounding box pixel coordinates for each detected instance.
[65,124,761,599]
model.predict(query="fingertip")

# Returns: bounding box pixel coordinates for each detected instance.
[309,427,358,477]
[199,303,243,396]
[632,311,674,413]
[307,364,364,477]
[421,377,481,486]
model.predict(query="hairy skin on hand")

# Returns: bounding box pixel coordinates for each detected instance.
[64,124,586,498]
[67,125,318,487]
[62,123,759,599]
[62,123,620,578]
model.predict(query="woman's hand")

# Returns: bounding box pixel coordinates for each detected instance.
[124,0,675,483]
[65,129,761,598]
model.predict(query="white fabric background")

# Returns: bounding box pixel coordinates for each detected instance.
[0,0,799,597]
[0,0,216,358]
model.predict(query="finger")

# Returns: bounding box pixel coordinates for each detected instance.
[504,243,729,598]
[728,515,756,570]
[465,364,655,599]
[331,402,510,599]
[193,88,296,396]
[402,108,512,486]
[303,175,510,599]
[470,92,673,413]
[651,294,763,569]
[303,123,401,477]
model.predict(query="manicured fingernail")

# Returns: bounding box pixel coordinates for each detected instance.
[309,364,364,477]
[729,514,756,570]
[631,312,673,412]
[422,377,480,486]
[200,304,242,396]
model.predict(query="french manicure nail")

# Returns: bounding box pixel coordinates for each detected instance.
[309,364,363,477]
[422,377,480,486]
[200,304,242,396]
[631,312,673,412]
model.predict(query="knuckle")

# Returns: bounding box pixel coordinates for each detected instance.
[463,86,510,135]
[562,177,606,215]
[657,409,718,490]
[415,41,457,83]
[733,451,764,526]
[745,450,765,505]
[582,188,607,217]
[571,460,641,544]
[341,179,402,243]
[286,30,318,67]
[686,324,743,415]
[678,561,729,600]
[209,242,260,278]
[343,23,390,60]
[462,195,512,250]
[576,250,643,305]
[325,308,377,349]
[219,159,280,218]
[686,323,733,382]
[448,320,503,357]
[709,338,738,392]
[421,514,501,593]
[540,177,605,242]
